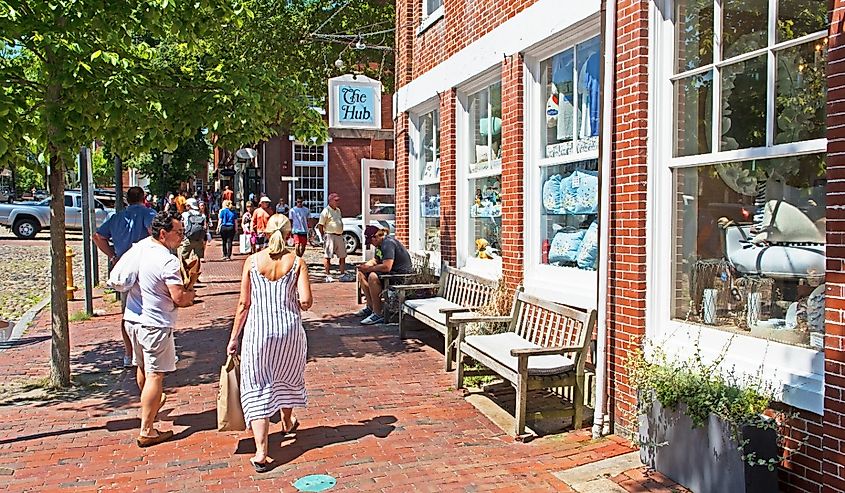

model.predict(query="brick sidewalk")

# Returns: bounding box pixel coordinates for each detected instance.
[0,241,685,492]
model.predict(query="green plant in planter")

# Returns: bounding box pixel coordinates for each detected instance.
[629,338,793,471]
[464,282,514,336]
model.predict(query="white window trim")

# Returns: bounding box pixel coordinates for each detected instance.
[522,20,602,309]
[409,100,443,256]
[456,72,504,279]
[418,3,445,35]
[292,141,329,219]
[647,0,828,414]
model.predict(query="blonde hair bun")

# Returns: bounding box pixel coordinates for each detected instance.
[266,214,292,254]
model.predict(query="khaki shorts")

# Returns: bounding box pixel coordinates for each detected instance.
[179,238,205,260]
[127,322,177,373]
[323,233,347,259]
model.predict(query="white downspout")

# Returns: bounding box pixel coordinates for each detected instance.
[593,0,617,439]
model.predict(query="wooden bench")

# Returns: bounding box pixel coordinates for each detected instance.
[357,250,432,303]
[395,264,498,371]
[453,290,596,438]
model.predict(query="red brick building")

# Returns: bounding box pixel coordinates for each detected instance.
[394,0,840,490]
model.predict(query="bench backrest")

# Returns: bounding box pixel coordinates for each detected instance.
[438,263,498,308]
[510,291,596,364]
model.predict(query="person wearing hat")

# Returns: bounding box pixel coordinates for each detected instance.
[355,226,413,325]
[316,192,353,282]
[178,197,208,262]
[251,196,273,251]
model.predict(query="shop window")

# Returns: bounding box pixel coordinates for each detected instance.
[292,143,327,217]
[673,0,827,157]
[541,36,601,158]
[668,0,828,349]
[419,110,440,252]
[540,159,599,270]
[467,82,502,260]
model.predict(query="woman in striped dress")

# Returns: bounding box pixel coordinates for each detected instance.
[227,213,313,473]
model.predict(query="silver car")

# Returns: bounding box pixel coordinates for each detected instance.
[0,191,113,239]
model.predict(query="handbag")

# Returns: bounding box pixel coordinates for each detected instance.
[239,233,251,254]
[217,355,246,432]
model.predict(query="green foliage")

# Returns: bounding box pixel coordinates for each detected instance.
[629,338,789,470]
[90,148,112,188]
[127,132,211,195]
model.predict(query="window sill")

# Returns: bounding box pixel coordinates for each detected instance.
[462,256,501,280]
[524,266,598,310]
[417,6,444,36]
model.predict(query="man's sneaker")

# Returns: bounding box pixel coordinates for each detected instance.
[361,313,385,325]
[355,306,373,317]
[325,275,336,283]
[339,273,356,282]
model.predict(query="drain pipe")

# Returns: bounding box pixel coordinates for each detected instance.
[593,0,617,439]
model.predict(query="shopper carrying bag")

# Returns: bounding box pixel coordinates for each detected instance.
[217,354,246,432]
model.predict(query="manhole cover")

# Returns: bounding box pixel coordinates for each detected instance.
[293,474,336,492]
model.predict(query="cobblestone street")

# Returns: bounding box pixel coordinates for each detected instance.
[0,239,683,492]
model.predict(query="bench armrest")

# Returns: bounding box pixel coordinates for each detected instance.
[439,306,472,314]
[510,345,583,357]
[393,283,440,292]
[380,272,419,280]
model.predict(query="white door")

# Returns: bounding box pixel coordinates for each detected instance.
[361,159,395,261]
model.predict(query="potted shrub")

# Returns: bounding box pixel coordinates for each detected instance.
[629,341,785,493]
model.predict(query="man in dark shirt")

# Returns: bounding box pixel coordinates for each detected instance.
[356,226,412,325]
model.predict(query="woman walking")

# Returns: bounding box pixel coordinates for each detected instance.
[226,214,312,473]
[242,201,255,255]
[198,201,212,262]
[217,200,238,260]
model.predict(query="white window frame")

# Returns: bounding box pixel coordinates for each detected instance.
[647,0,828,414]
[409,100,443,267]
[418,0,445,35]
[523,17,602,309]
[292,142,329,218]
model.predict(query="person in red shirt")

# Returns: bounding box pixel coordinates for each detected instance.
[222,185,234,203]
[251,196,272,250]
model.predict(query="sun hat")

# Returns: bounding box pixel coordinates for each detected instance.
[185,198,199,210]
[259,196,271,203]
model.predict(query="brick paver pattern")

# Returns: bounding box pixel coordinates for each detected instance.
[0,241,683,492]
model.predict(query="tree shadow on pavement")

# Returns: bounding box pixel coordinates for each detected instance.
[234,415,398,469]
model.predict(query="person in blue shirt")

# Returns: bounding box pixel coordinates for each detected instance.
[216,199,239,260]
[93,186,157,368]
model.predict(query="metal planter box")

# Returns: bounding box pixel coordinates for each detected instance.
[639,399,778,493]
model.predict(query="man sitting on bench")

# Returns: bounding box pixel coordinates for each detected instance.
[355,226,413,325]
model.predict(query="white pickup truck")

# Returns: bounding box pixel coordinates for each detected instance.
[0,191,113,239]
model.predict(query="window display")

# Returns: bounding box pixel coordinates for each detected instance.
[671,154,825,349]
[541,36,600,158]
[419,110,440,252]
[540,159,599,270]
[469,175,501,259]
[468,83,502,174]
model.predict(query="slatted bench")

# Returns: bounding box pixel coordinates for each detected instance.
[453,290,596,439]
[395,264,498,371]
[357,250,432,305]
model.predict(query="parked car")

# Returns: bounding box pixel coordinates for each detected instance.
[0,191,113,238]
[0,187,14,203]
[341,203,396,254]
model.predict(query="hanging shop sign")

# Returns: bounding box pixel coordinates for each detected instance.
[328,74,382,130]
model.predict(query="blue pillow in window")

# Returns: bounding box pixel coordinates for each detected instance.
[576,221,599,270]
[542,174,566,213]
[549,229,584,264]
[562,169,599,215]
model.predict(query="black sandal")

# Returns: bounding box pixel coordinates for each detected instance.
[250,458,273,473]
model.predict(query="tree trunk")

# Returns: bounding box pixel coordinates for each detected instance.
[48,146,70,388]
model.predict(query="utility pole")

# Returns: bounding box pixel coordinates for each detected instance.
[79,147,94,315]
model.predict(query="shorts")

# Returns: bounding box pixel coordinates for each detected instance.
[179,238,205,260]
[292,233,308,246]
[127,322,177,373]
[255,234,268,248]
[323,233,347,259]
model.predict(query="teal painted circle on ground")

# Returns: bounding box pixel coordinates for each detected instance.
[293,474,336,492]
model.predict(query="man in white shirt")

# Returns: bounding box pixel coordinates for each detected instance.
[316,192,353,282]
[134,210,196,447]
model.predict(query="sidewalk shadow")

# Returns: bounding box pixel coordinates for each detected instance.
[234,415,397,467]
[304,315,436,361]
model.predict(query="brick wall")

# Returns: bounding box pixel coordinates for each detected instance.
[396,115,411,245]
[607,0,650,433]
[440,89,458,265]
[825,1,845,491]
[500,54,525,289]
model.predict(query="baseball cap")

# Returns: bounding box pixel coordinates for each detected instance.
[259,196,271,203]
[363,225,380,246]
[185,198,199,210]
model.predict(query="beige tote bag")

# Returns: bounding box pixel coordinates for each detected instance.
[217,355,246,432]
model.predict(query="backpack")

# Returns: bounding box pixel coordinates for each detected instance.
[184,213,206,241]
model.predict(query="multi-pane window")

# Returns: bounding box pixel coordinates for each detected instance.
[669,0,827,349]
[423,0,442,18]
[292,143,327,217]
[467,82,502,259]
[419,110,441,252]
[537,36,602,272]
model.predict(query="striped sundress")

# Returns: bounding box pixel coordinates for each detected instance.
[240,255,307,426]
